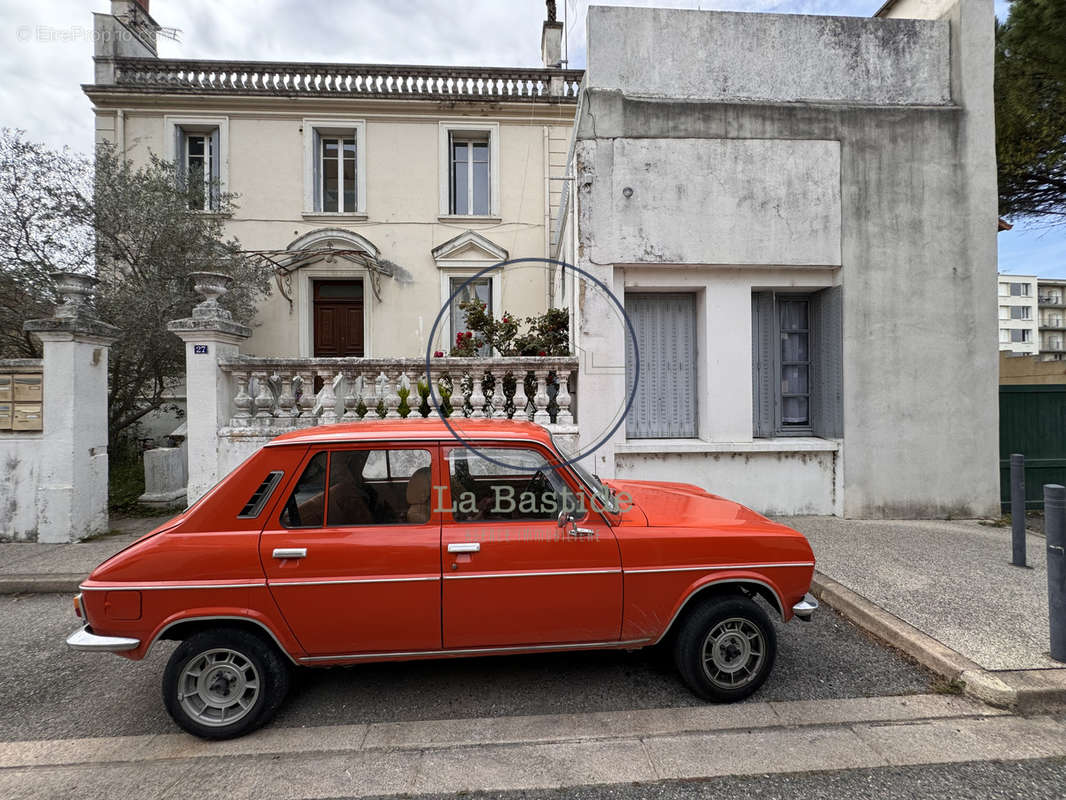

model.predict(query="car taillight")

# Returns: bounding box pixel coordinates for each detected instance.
[73,593,83,619]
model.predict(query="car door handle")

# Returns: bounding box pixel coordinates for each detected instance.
[272,548,307,559]
[568,527,596,537]
[447,542,481,554]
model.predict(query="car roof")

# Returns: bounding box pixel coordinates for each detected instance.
[265,418,557,448]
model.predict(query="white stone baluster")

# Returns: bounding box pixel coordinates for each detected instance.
[469,370,486,419]
[318,369,338,425]
[252,371,273,425]
[512,371,529,422]
[383,370,402,419]
[342,369,359,420]
[296,372,315,426]
[533,368,550,424]
[555,368,573,425]
[231,370,253,426]
[276,370,296,423]
[362,370,379,418]
[490,368,507,419]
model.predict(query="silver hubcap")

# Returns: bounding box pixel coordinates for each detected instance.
[701,617,765,689]
[177,648,260,727]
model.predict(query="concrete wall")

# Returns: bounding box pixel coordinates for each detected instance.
[0,435,41,541]
[573,0,999,518]
[617,442,841,516]
[999,352,1066,385]
[586,6,950,105]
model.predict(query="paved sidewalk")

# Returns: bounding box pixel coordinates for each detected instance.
[0,516,162,593]
[4,694,1051,800]
[782,517,1066,710]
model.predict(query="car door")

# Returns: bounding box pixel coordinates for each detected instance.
[260,443,442,657]
[441,443,622,649]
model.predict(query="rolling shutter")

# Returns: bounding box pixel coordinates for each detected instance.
[752,291,775,437]
[625,293,698,439]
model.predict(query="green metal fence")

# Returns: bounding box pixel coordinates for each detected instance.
[1000,384,1066,510]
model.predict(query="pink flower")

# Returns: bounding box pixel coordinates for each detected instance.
[433,350,444,358]
[465,331,473,339]
[538,350,546,356]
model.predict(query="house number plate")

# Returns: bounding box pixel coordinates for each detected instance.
[194,345,209,354]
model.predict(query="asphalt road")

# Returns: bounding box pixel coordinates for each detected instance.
[359,758,1066,800]
[0,593,933,742]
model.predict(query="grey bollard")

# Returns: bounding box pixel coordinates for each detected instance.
[1011,454,1027,567]
[1043,484,1066,663]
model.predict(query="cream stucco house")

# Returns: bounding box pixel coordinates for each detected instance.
[88,0,579,363]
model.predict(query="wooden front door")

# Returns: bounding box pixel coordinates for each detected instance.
[313,280,364,357]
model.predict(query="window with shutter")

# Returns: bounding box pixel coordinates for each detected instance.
[752,288,842,438]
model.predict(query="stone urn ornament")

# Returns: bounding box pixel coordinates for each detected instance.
[50,271,100,319]
[189,271,234,320]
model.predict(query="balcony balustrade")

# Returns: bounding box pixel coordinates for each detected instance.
[107,58,584,102]
[217,356,577,431]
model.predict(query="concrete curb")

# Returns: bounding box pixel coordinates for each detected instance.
[0,575,82,595]
[811,571,1066,712]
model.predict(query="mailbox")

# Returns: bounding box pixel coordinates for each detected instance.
[13,374,42,403]
[12,403,43,431]
[0,402,11,430]
[0,375,10,402]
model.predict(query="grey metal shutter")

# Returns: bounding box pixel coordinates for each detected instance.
[625,293,698,439]
[174,126,187,189]
[752,292,775,437]
[209,127,222,210]
[810,286,844,438]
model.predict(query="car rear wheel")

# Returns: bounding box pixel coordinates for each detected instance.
[162,628,290,739]
[674,595,777,702]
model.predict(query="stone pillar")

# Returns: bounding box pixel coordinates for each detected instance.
[24,273,119,543]
[167,273,250,504]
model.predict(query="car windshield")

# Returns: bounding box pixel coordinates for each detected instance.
[550,434,619,515]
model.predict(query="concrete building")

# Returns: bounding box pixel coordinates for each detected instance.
[1037,278,1066,359]
[555,0,999,518]
[998,274,1039,355]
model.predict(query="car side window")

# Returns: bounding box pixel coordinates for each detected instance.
[447,447,577,522]
[279,452,327,528]
[327,448,433,526]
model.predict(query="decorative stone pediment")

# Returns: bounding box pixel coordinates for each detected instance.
[431,230,508,267]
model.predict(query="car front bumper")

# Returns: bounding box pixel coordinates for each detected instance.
[66,625,140,653]
[792,592,819,620]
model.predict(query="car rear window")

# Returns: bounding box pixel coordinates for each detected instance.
[237,471,284,519]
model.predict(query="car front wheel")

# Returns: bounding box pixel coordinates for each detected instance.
[162,628,290,739]
[674,594,777,702]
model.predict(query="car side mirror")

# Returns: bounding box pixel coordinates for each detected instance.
[557,510,577,528]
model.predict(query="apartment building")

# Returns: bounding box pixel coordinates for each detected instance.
[1038,278,1066,359]
[998,274,1039,355]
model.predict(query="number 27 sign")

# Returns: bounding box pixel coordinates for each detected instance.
[193,345,209,355]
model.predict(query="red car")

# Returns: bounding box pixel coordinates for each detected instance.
[67,420,818,739]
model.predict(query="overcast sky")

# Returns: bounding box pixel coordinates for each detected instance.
[1,0,1055,277]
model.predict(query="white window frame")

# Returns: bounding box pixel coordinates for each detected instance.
[438,269,503,355]
[439,121,500,219]
[164,116,229,211]
[303,119,367,216]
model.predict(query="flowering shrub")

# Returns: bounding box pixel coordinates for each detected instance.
[449,300,570,357]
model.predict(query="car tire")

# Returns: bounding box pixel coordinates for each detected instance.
[673,594,777,703]
[162,627,290,740]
